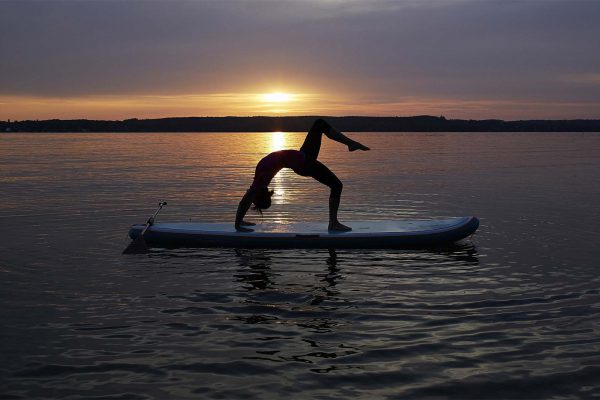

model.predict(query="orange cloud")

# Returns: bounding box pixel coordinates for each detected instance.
[1,93,599,121]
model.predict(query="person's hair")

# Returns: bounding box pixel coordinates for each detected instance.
[252,189,274,214]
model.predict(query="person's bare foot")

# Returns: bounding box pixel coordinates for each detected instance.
[348,141,370,152]
[328,221,352,231]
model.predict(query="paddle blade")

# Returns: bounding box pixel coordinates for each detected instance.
[122,233,149,254]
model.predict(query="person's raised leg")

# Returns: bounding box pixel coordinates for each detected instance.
[299,119,324,159]
[300,118,369,158]
[318,118,370,152]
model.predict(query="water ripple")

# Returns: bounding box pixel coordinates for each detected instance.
[2,133,600,399]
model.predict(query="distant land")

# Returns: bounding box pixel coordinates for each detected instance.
[2,116,600,133]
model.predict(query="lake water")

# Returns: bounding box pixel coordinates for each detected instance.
[1,132,599,399]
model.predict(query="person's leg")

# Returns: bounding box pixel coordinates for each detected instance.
[300,118,369,159]
[302,158,351,231]
[328,196,350,231]
[299,119,325,160]
[322,119,370,152]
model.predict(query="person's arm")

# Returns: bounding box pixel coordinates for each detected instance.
[235,188,256,232]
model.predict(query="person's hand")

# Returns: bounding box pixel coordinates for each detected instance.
[241,220,256,226]
[235,225,254,232]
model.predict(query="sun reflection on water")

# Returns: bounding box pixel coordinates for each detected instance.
[270,131,287,152]
[269,131,291,208]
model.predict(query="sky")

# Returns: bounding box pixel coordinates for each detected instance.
[1,0,599,120]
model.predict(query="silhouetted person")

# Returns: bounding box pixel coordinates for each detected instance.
[235,118,369,232]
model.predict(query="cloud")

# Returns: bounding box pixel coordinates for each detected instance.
[563,73,600,85]
[0,0,599,118]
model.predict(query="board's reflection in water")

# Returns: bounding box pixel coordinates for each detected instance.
[233,245,479,291]
[231,245,479,328]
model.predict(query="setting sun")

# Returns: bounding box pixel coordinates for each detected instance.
[261,92,293,103]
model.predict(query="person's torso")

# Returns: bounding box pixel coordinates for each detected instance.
[250,150,306,189]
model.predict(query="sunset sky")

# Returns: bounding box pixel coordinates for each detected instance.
[1,0,599,120]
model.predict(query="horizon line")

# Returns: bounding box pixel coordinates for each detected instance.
[4,115,600,123]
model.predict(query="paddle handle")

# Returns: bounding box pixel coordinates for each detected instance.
[140,201,167,236]
[146,201,167,226]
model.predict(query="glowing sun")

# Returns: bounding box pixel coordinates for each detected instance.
[261,92,293,103]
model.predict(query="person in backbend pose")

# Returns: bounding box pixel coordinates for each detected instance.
[235,118,370,232]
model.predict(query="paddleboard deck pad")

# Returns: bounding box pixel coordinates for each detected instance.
[128,217,479,249]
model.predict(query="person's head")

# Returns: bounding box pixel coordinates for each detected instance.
[252,187,274,214]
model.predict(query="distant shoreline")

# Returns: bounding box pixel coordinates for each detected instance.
[3,116,600,132]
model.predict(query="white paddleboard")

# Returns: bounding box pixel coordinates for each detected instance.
[128,217,479,249]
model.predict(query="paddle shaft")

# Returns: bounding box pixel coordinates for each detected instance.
[138,201,167,237]
[122,201,167,254]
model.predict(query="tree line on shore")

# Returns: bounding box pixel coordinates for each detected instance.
[3,115,600,132]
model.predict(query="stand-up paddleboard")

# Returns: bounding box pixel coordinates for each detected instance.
[128,217,479,249]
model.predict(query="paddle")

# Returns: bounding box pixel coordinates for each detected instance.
[122,201,167,254]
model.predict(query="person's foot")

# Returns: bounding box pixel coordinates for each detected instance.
[348,140,370,152]
[328,221,352,231]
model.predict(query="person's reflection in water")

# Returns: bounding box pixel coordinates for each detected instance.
[233,248,344,303]
[233,248,275,291]
[307,248,344,307]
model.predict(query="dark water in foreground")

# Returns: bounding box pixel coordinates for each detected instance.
[1,132,599,399]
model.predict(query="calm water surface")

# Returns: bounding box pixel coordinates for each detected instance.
[1,132,599,399]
